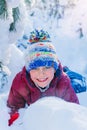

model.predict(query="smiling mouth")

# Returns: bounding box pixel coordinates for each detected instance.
[37,78,48,82]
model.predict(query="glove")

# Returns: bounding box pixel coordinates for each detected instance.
[8,112,19,126]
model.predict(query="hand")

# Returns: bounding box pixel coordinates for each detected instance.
[8,112,19,126]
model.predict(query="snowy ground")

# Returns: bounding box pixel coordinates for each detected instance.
[0,92,87,130]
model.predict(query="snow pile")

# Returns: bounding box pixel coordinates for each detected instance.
[23,97,87,130]
[0,93,87,130]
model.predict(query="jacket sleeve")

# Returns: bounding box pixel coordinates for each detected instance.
[7,73,27,114]
[57,72,79,104]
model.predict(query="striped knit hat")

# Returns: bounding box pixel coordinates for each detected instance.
[25,29,59,72]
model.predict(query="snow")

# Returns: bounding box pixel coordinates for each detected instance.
[6,0,21,8]
[23,97,87,130]
[0,95,87,130]
[0,0,87,130]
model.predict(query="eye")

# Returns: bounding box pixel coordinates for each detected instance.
[30,68,38,71]
[45,66,51,69]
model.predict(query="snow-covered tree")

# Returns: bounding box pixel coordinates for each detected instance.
[0,0,34,92]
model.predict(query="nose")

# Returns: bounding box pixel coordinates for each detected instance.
[38,68,45,76]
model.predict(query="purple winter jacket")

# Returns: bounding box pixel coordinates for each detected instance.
[7,66,79,113]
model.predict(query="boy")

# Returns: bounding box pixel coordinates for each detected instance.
[7,29,79,125]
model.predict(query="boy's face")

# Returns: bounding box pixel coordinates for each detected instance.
[30,66,55,88]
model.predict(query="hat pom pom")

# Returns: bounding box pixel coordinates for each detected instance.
[29,29,51,43]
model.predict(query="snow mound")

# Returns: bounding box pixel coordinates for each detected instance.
[23,97,87,130]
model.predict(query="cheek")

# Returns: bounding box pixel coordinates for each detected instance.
[47,70,55,79]
[49,68,55,75]
[30,71,36,80]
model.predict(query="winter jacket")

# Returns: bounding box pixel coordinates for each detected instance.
[7,66,79,113]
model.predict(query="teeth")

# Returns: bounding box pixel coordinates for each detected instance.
[39,78,46,80]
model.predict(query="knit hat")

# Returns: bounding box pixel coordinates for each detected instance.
[25,29,59,72]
